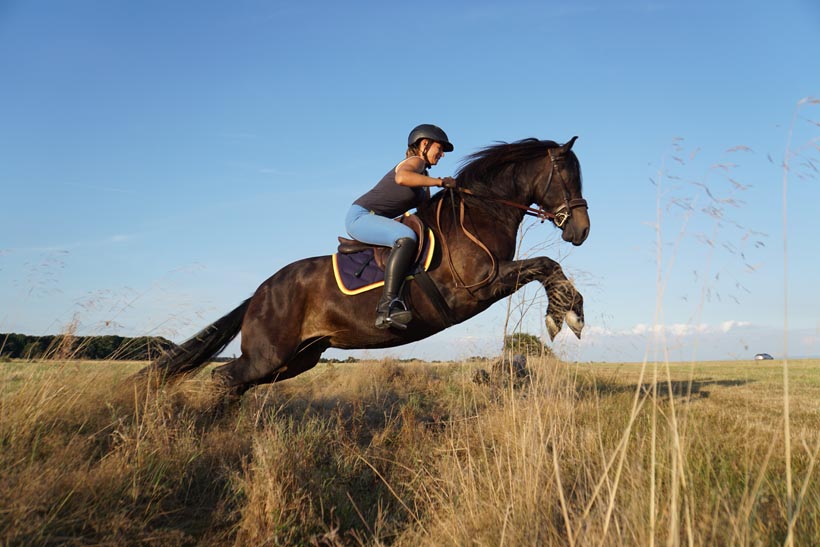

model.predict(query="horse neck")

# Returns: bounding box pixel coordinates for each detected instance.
[421,188,524,261]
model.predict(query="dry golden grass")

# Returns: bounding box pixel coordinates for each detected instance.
[1,357,819,546]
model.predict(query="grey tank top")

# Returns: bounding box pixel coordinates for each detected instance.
[353,157,429,218]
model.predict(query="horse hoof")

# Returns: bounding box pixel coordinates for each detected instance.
[566,310,584,339]
[546,315,561,341]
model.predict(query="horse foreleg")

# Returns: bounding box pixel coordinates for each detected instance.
[544,274,584,340]
[496,257,585,340]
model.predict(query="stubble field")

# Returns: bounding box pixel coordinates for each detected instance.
[1,356,818,546]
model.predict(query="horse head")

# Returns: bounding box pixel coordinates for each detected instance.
[536,137,590,246]
[448,137,590,246]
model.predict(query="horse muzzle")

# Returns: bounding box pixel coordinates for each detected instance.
[560,207,590,246]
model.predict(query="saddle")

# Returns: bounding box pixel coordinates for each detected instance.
[337,214,427,270]
[333,214,437,296]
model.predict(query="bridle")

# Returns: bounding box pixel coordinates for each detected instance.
[434,148,587,292]
[542,147,588,227]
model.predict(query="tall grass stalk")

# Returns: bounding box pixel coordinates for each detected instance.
[778,96,820,545]
[781,98,798,547]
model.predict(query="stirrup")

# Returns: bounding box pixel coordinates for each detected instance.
[388,298,412,325]
[375,298,412,330]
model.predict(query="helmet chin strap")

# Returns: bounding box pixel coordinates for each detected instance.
[421,140,433,168]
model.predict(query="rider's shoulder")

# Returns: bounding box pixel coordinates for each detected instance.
[395,155,425,173]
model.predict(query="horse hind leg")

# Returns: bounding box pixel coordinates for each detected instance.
[259,338,329,385]
[210,355,257,401]
[211,337,329,399]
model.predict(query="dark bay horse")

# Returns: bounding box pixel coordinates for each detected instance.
[140,137,590,396]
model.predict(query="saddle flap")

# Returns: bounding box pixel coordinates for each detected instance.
[337,237,371,254]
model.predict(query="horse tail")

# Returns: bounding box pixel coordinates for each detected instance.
[137,298,251,382]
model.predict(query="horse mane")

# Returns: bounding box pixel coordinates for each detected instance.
[455,138,560,194]
[421,138,580,220]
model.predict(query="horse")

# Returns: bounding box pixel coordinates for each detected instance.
[139,137,590,397]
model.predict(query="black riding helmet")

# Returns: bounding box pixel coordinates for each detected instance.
[407,124,454,152]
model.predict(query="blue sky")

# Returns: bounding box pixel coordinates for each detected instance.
[1,0,818,362]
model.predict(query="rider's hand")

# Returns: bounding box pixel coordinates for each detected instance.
[440,176,458,189]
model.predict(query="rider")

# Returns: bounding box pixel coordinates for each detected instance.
[346,124,458,330]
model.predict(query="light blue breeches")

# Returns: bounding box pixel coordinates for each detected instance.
[345,204,417,247]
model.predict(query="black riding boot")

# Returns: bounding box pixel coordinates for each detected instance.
[375,237,416,330]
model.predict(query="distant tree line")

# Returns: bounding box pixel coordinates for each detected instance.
[0,333,178,361]
[319,356,360,363]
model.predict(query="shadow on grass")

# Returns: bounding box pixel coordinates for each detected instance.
[580,377,753,400]
[247,385,452,446]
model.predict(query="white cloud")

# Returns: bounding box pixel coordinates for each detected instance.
[720,320,751,333]
[582,325,617,336]
[622,321,751,337]
[628,323,706,336]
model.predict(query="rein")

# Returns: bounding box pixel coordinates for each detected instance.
[435,197,497,293]
[456,187,556,222]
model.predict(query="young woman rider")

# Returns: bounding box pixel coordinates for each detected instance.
[345,124,458,330]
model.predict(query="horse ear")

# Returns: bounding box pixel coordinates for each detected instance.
[562,136,579,152]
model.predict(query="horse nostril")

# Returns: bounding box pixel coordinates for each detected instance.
[580,226,589,242]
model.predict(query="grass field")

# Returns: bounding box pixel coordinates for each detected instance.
[1,356,818,546]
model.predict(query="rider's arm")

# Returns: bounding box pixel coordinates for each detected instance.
[394,157,445,188]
